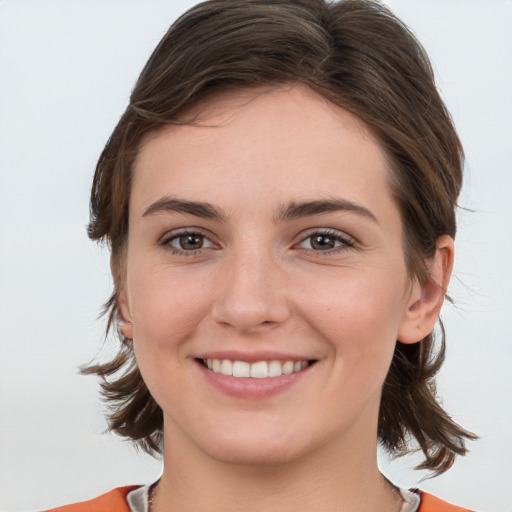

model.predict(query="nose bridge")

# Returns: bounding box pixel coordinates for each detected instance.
[211,242,288,331]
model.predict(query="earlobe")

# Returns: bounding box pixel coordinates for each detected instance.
[118,289,133,340]
[119,313,134,340]
[110,254,133,340]
[398,235,454,344]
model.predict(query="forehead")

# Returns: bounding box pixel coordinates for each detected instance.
[132,84,395,220]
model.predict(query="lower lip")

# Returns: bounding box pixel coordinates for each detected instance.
[197,361,313,399]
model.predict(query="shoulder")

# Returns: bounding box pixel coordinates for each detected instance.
[417,490,475,512]
[45,486,139,512]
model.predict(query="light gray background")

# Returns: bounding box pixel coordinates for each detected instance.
[0,1,510,510]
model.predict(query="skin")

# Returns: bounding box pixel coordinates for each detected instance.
[118,84,453,511]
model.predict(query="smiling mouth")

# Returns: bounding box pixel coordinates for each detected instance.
[199,358,314,378]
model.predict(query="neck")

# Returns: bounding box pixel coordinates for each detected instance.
[151,419,402,512]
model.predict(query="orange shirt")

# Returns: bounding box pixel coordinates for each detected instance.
[45,486,473,512]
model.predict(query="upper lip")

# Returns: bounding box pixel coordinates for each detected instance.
[195,351,315,363]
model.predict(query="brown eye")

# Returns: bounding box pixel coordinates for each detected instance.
[298,230,354,252]
[178,234,204,250]
[310,235,336,250]
[164,231,214,253]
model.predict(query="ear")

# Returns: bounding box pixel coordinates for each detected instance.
[110,254,133,340]
[398,235,454,344]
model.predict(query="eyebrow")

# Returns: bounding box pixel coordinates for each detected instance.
[276,198,378,224]
[142,196,226,220]
[142,195,377,224]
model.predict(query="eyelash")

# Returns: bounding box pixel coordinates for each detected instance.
[159,229,215,256]
[295,229,356,254]
[159,228,356,256]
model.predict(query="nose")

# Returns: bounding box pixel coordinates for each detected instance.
[211,249,290,333]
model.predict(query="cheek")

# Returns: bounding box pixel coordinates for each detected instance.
[295,267,408,387]
[127,263,214,349]
[298,266,408,341]
[127,267,213,407]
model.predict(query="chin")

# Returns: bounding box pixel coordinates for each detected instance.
[193,420,330,468]
[207,441,304,467]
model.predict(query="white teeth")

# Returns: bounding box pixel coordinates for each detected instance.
[250,361,268,378]
[232,361,250,377]
[268,360,283,377]
[203,358,310,378]
[282,361,294,375]
[220,360,232,376]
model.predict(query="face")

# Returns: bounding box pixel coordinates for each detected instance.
[120,84,422,466]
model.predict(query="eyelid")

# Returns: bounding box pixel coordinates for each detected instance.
[159,227,219,254]
[159,226,212,243]
[157,227,355,256]
[294,228,356,252]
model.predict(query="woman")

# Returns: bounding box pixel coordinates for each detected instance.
[49,0,476,510]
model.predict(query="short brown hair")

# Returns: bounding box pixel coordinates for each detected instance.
[84,0,476,473]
